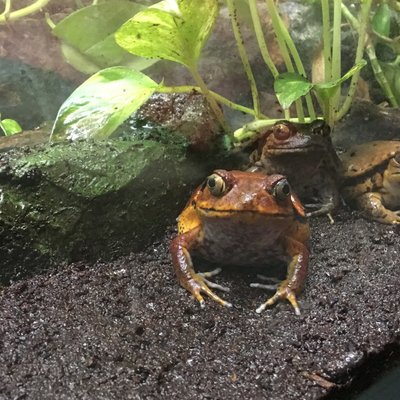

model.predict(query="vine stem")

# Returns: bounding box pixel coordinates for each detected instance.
[329,0,342,126]
[321,0,331,83]
[341,2,398,109]
[249,0,289,118]
[337,0,374,120]
[0,0,51,23]
[225,0,261,119]
[248,0,278,77]
[265,0,304,121]
[159,85,269,119]
[189,65,230,133]
[233,117,314,142]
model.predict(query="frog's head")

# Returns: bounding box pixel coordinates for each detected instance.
[193,170,305,219]
[259,119,332,156]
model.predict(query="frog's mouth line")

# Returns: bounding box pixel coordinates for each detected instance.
[267,145,325,153]
[198,208,291,218]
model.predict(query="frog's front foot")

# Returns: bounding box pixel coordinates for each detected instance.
[255,282,301,315]
[186,272,232,308]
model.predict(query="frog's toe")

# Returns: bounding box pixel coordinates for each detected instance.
[256,286,301,315]
[190,275,232,308]
[197,268,230,292]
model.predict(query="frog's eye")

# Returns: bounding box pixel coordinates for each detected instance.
[273,179,291,200]
[206,174,226,197]
[273,123,291,140]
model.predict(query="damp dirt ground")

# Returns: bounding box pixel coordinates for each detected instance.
[0,209,399,400]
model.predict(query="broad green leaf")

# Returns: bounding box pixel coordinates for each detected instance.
[51,67,159,141]
[53,0,157,72]
[0,119,22,136]
[372,3,391,38]
[115,0,219,68]
[274,73,313,109]
[313,60,367,101]
[381,61,400,104]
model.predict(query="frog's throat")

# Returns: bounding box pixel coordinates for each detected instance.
[197,208,292,218]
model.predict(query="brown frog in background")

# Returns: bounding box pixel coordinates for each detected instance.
[249,120,341,217]
[340,141,400,224]
[170,170,310,315]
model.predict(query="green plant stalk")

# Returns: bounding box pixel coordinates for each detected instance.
[328,0,342,126]
[1,0,11,17]
[275,8,316,120]
[337,0,373,120]
[341,3,399,108]
[159,85,269,118]
[248,0,279,77]
[226,0,261,119]
[0,0,51,23]
[321,0,332,83]
[234,117,314,142]
[365,43,399,107]
[189,65,230,133]
[265,0,304,121]
[44,12,55,29]
[248,0,289,118]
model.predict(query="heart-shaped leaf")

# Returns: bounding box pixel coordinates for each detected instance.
[274,73,313,109]
[115,0,219,68]
[53,0,156,73]
[51,67,159,141]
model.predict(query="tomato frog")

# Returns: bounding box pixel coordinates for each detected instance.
[340,141,400,224]
[170,170,310,315]
[249,120,341,218]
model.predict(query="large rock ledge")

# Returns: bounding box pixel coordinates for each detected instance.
[0,139,217,283]
[0,209,398,399]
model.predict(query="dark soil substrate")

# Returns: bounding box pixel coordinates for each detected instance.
[0,209,399,400]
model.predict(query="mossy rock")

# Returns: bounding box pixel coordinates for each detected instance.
[0,139,215,283]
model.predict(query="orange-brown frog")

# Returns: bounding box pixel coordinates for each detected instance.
[170,170,310,315]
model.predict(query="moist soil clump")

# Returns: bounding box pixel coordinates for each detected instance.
[0,209,399,399]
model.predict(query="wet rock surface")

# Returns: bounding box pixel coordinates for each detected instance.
[0,209,399,399]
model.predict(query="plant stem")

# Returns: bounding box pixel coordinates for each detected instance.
[328,0,342,126]
[225,0,261,119]
[337,0,373,120]
[189,65,230,133]
[341,3,399,108]
[275,7,316,120]
[159,85,269,119]
[233,116,314,142]
[1,0,11,18]
[0,0,51,23]
[365,45,399,107]
[248,0,278,77]
[265,0,304,121]
[321,0,331,82]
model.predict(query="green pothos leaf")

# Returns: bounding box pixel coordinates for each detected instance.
[115,0,219,68]
[51,67,159,141]
[274,73,313,109]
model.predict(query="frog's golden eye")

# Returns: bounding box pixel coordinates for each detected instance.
[273,123,291,140]
[273,179,291,200]
[206,174,226,197]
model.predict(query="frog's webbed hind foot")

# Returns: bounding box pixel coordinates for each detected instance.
[255,281,301,315]
[358,193,400,224]
[186,269,232,308]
